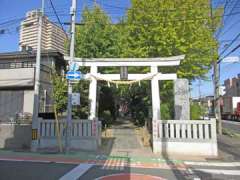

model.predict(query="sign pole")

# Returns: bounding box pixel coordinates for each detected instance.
[66,0,77,153]
[31,0,44,152]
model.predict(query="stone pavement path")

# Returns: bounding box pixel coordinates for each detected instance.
[111,119,141,150]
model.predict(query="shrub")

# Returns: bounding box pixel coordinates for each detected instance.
[190,102,205,120]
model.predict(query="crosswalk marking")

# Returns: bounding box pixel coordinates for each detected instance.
[59,163,93,180]
[184,161,240,167]
[194,169,240,176]
[101,158,126,170]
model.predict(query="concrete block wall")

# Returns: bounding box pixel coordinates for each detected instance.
[0,123,32,149]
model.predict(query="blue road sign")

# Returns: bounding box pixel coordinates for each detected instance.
[66,71,82,80]
[69,62,79,72]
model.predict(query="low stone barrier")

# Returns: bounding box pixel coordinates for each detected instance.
[38,118,101,151]
[0,123,31,149]
[152,119,218,156]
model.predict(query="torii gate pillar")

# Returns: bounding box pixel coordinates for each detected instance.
[88,66,98,120]
[151,66,161,120]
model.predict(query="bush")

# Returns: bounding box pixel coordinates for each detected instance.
[100,110,113,128]
[136,111,145,126]
[161,103,173,120]
[190,102,205,120]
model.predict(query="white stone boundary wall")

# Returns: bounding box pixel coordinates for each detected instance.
[38,118,101,151]
[152,119,218,157]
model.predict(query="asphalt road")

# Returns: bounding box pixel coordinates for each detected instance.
[222,120,240,134]
[0,160,75,180]
[1,160,240,180]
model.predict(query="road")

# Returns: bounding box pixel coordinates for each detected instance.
[222,120,240,134]
[1,160,240,180]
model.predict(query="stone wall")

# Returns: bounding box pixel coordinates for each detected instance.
[0,123,31,149]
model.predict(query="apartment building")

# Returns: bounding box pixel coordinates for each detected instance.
[224,74,240,97]
[19,10,68,55]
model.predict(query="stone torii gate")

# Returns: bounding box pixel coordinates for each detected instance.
[64,55,185,120]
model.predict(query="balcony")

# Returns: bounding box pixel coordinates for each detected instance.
[0,61,35,88]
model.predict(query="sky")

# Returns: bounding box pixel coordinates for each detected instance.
[0,0,240,98]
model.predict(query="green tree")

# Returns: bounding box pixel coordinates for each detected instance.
[75,5,122,58]
[190,102,205,120]
[74,5,122,119]
[52,73,67,115]
[124,0,222,80]
[73,1,223,121]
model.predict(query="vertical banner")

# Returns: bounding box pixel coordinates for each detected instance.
[92,119,97,136]
[152,120,158,140]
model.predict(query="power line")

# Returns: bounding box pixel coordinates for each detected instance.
[218,29,240,59]
[219,18,240,37]
[48,0,64,31]
[218,43,240,63]
[215,0,231,38]
[216,0,239,38]
[0,18,24,27]
[50,10,240,25]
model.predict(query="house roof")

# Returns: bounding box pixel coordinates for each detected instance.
[0,50,64,60]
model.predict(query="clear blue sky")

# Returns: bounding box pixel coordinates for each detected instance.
[0,0,240,98]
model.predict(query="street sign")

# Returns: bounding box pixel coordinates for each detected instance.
[66,71,82,80]
[222,56,240,63]
[69,62,79,71]
[72,93,80,105]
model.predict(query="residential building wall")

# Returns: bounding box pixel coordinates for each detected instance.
[224,74,240,97]
[19,10,68,55]
[0,51,66,122]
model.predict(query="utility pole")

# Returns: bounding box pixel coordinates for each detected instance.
[65,0,77,153]
[210,0,222,134]
[31,0,44,151]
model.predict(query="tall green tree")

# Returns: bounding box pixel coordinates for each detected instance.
[125,0,222,80]
[74,5,122,119]
[52,73,67,114]
[75,5,122,58]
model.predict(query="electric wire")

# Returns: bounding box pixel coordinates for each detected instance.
[48,0,65,31]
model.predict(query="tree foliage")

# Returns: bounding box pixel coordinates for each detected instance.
[75,5,122,58]
[52,73,67,114]
[124,0,222,80]
[73,1,223,120]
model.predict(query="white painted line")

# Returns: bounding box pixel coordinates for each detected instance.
[195,169,240,176]
[59,163,93,180]
[0,158,51,163]
[222,120,240,125]
[185,161,240,167]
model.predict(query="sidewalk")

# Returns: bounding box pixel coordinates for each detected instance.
[217,134,240,161]
[0,134,239,166]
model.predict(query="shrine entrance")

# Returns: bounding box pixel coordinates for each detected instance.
[65,55,184,121]
[64,55,184,154]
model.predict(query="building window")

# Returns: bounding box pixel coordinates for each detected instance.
[23,22,34,27]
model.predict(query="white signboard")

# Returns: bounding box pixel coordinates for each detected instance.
[222,56,239,63]
[72,93,80,105]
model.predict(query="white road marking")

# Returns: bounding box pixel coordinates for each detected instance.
[184,161,240,167]
[194,169,240,176]
[222,120,240,125]
[0,158,51,163]
[59,163,93,180]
